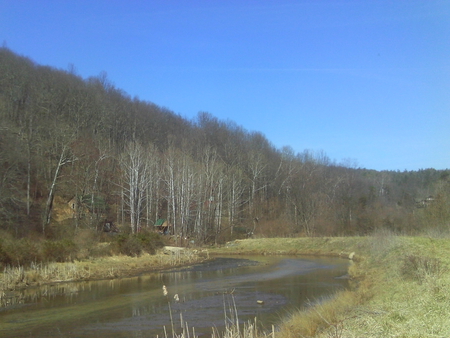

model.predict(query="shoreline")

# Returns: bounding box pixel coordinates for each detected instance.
[0,247,210,294]
[209,236,450,338]
[3,235,449,337]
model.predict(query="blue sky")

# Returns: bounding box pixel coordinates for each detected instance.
[1,0,449,171]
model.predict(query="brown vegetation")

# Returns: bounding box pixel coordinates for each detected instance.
[1,47,450,337]
[1,47,449,249]
[0,246,207,292]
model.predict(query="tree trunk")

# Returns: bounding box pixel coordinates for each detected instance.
[43,147,69,234]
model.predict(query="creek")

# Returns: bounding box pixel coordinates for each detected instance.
[0,255,349,337]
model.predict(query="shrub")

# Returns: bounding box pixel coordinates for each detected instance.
[0,231,42,267]
[0,240,11,267]
[73,228,101,259]
[1,238,41,267]
[46,219,77,240]
[401,254,446,283]
[113,231,164,257]
[88,242,113,258]
[121,235,143,257]
[41,239,78,262]
[112,233,140,256]
[135,231,164,254]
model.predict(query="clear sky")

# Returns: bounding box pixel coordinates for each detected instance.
[1,0,449,171]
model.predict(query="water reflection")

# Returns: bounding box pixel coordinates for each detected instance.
[0,256,348,337]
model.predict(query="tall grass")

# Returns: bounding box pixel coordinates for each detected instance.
[210,233,450,337]
[4,233,450,337]
[1,261,92,291]
[298,235,450,338]
[160,285,274,338]
[0,247,205,295]
[212,293,275,338]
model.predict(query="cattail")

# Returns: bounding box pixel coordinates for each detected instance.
[162,285,168,297]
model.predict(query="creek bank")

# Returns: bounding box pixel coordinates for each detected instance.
[211,237,362,261]
[0,254,349,338]
[0,246,210,295]
[214,236,450,338]
[208,237,370,337]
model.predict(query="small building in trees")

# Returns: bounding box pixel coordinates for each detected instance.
[154,218,171,235]
[53,196,88,221]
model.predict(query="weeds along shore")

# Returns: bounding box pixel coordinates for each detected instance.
[2,233,450,337]
[0,248,208,294]
[211,232,450,338]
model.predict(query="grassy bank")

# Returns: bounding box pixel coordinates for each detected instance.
[0,247,207,294]
[211,233,450,337]
[2,234,450,337]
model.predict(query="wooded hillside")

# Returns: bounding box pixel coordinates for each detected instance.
[1,47,449,242]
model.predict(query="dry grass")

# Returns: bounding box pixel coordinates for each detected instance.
[211,237,366,259]
[160,287,275,338]
[0,247,207,293]
[212,233,450,338]
[329,236,450,338]
[3,234,450,337]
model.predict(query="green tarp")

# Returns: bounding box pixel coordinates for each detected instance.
[154,218,166,226]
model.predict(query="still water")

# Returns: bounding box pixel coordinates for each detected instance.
[0,255,349,337]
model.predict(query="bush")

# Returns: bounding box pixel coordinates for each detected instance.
[0,240,12,267]
[113,231,164,257]
[41,239,78,262]
[0,238,41,267]
[73,228,101,259]
[120,235,143,257]
[135,231,165,254]
[88,242,113,258]
[0,233,83,267]
[46,219,77,240]
[0,231,41,267]
[401,254,446,283]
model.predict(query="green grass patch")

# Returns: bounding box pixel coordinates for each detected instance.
[211,234,450,337]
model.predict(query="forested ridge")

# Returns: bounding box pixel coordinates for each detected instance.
[1,47,449,246]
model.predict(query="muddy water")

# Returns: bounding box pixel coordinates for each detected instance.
[0,256,349,337]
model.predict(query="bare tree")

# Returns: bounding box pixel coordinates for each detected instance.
[225,165,246,234]
[42,145,76,234]
[119,142,152,233]
[143,143,159,227]
[247,150,267,218]
[162,145,178,236]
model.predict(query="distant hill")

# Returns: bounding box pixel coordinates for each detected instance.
[1,47,449,240]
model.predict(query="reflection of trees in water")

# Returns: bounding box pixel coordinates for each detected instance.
[0,282,80,308]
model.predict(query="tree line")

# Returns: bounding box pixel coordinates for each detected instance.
[0,47,449,243]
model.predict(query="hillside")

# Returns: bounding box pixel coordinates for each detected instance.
[0,47,449,243]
